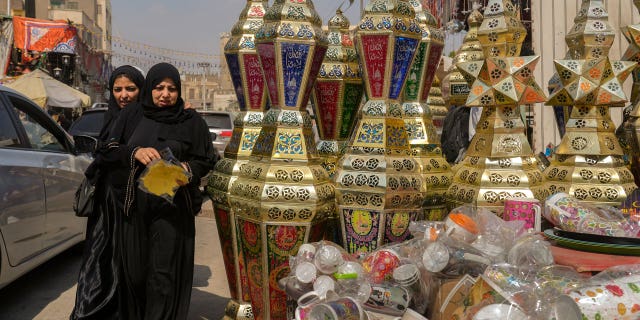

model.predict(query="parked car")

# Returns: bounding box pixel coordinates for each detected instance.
[68,107,107,139]
[0,85,92,289]
[198,111,234,158]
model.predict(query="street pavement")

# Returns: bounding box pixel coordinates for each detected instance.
[0,199,231,320]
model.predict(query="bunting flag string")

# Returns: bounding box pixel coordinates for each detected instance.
[110,36,221,75]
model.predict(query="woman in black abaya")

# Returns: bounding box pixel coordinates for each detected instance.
[71,65,145,320]
[100,62,216,319]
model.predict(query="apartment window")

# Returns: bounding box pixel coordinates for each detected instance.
[67,1,78,9]
[50,0,64,8]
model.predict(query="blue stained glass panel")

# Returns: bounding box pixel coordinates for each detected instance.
[389,37,419,100]
[225,53,246,111]
[281,43,310,107]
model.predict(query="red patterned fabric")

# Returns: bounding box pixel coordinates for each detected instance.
[13,16,77,54]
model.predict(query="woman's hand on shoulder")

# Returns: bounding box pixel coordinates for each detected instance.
[134,147,161,165]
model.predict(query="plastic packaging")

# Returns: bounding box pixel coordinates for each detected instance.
[544,192,640,238]
[137,147,191,203]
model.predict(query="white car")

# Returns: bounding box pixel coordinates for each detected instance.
[0,85,91,289]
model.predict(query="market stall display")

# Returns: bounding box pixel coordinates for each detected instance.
[227,0,334,318]
[334,0,424,255]
[401,1,451,221]
[446,0,548,215]
[544,0,638,207]
[208,1,270,319]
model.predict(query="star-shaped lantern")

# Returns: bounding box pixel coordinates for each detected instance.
[546,57,636,106]
[457,55,547,107]
[622,24,640,64]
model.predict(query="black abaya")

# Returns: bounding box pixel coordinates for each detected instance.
[71,65,144,320]
[94,63,215,319]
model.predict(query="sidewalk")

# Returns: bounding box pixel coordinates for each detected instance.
[189,199,231,319]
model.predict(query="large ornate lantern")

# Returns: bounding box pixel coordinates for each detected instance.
[209,2,269,319]
[545,0,637,206]
[401,1,451,220]
[228,0,333,319]
[334,0,423,255]
[311,10,364,245]
[446,0,548,215]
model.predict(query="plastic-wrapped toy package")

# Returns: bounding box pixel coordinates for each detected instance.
[544,192,640,238]
[552,264,640,320]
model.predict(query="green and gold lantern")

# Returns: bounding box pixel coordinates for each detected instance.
[402,0,451,220]
[311,10,364,245]
[228,0,333,319]
[446,0,548,215]
[545,0,637,206]
[209,1,270,319]
[334,0,424,255]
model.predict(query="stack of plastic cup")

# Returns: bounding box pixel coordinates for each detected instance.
[392,263,428,314]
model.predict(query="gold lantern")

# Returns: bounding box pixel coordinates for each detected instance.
[209,1,270,319]
[311,10,364,245]
[228,0,333,319]
[401,0,451,221]
[445,0,548,215]
[334,0,424,255]
[428,76,447,139]
[444,1,485,107]
[621,2,640,158]
[545,0,637,207]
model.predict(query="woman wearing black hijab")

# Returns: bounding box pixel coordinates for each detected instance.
[71,65,145,320]
[98,62,216,319]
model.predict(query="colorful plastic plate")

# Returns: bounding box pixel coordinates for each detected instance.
[543,229,640,256]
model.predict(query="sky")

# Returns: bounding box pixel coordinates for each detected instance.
[110,0,363,72]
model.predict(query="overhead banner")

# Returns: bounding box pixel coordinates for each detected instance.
[13,16,77,54]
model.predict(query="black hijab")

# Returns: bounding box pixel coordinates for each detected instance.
[141,63,191,124]
[100,65,144,141]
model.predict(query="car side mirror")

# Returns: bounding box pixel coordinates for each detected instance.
[210,132,217,140]
[74,135,98,154]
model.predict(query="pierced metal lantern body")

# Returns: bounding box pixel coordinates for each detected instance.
[446,0,548,215]
[427,76,447,140]
[209,2,270,319]
[546,0,637,207]
[334,0,424,255]
[311,10,364,246]
[401,0,451,220]
[620,2,640,157]
[444,5,484,107]
[312,10,363,179]
[228,1,333,319]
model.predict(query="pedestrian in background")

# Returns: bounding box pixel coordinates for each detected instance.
[71,65,144,320]
[100,62,216,319]
[58,113,71,131]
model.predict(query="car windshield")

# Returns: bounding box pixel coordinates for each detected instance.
[69,112,104,135]
[201,114,232,129]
